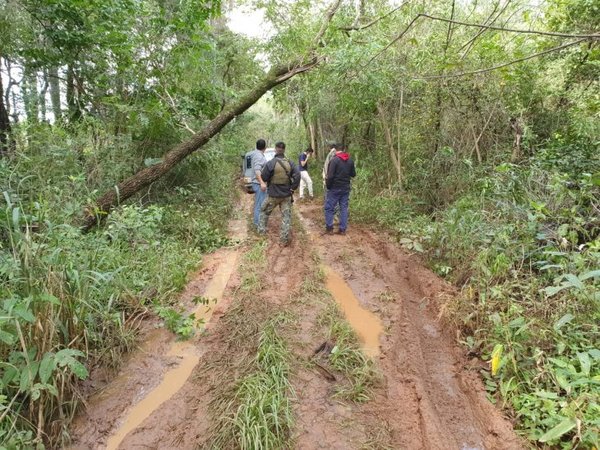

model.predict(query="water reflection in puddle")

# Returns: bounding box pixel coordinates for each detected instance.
[324,266,383,358]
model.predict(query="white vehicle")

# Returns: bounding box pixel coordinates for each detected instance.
[264,147,275,162]
[241,148,276,194]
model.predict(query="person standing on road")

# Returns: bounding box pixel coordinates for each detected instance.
[298,147,314,200]
[250,139,268,229]
[324,144,356,235]
[258,142,300,246]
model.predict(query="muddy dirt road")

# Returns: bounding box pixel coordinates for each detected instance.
[69,200,523,450]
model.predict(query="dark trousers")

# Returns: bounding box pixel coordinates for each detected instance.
[325,188,349,231]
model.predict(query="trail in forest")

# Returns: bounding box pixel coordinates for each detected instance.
[69,197,523,450]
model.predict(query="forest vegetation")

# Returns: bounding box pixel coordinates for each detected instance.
[0,0,598,448]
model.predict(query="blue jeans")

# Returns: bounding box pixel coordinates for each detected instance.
[325,188,350,231]
[252,183,267,227]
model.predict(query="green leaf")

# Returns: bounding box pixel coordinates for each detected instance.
[544,285,566,297]
[588,349,600,360]
[45,383,58,397]
[556,375,571,392]
[539,417,577,443]
[564,273,584,290]
[549,357,568,368]
[14,305,35,323]
[553,313,574,331]
[535,390,558,399]
[39,293,61,305]
[577,352,591,376]
[580,270,600,281]
[0,329,16,345]
[31,385,41,401]
[20,368,32,392]
[55,348,85,361]
[68,360,88,380]
[2,365,18,386]
[39,353,55,384]
[55,349,88,380]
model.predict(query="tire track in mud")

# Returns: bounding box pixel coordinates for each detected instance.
[68,213,248,449]
[296,202,523,450]
[69,199,523,450]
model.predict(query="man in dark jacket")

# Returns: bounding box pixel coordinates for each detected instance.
[324,144,356,235]
[258,141,301,245]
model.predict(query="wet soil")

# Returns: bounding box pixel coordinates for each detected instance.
[68,198,523,450]
[297,203,522,450]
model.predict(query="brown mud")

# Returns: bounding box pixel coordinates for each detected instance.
[68,198,523,450]
[297,203,522,450]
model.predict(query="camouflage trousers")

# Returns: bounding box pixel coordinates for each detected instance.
[258,196,292,244]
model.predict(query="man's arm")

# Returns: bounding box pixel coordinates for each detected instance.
[261,160,273,184]
[323,151,333,180]
[300,153,308,167]
[350,160,356,178]
[256,170,267,192]
[326,157,337,190]
[290,162,301,191]
[253,153,267,191]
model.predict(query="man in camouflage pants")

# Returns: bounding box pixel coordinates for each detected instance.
[258,141,300,245]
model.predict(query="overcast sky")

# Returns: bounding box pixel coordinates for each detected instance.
[226,5,273,40]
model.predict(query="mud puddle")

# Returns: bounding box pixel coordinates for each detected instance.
[70,208,248,450]
[323,265,383,357]
[105,250,239,449]
[297,203,523,449]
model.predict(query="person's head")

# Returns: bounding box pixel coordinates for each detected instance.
[305,147,314,154]
[329,143,336,150]
[275,141,286,154]
[256,139,266,151]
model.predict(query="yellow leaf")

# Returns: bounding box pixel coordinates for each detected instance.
[491,344,503,376]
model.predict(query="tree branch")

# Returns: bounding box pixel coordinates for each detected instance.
[313,0,343,47]
[415,39,587,80]
[459,0,510,59]
[82,0,343,230]
[419,13,600,40]
[275,58,322,83]
[364,14,421,68]
[340,3,406,31]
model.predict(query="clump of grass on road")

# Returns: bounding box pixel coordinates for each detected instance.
[319,302,379,403]
[298,251,379,403]
[206,240,295,449]
[211,316,294,450]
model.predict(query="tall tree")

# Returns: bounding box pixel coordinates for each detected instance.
[48,66,61,121]
[0,56,11,153]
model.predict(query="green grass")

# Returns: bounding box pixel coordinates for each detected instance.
[318,303,379,403]
[294,250,379,404]
[220,317,294,450]
[0,122,240,448]
[237,240,268,293]
[206,239,295,449]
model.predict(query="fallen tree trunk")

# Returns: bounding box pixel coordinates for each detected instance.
[82,60,317,231]
[82,0,342,231]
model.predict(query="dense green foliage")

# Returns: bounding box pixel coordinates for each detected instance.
[0,0,598,447]
[0,0,271,445]
[269,0,599,447]
[0,118,248,447]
